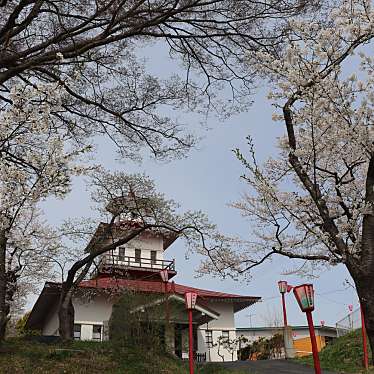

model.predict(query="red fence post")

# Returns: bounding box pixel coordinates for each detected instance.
[360,303,369,370]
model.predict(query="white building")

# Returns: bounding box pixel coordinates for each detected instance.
[26,221,260,362]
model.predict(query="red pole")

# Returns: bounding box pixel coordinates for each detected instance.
[281,293,288,327]
[165,281,170,324]
[306,311,321,374]
[360,303,369,370]
[188,309,194,374]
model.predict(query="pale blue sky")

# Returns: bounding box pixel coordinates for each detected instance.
[39,43,359,329]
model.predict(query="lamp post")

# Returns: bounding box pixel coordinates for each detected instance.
[160,269,169,293]
[278,280,292,326]
[293,284,321,374]
[185,292,198,374]
[160,270,170,346]
[278,281,294,359]
[348,304,354,330]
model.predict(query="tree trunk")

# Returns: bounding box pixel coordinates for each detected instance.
[350,272,374,365]
[348,226,374,366]
[58,286,74,342]
[351,155,374,364]
[0,229,8,342]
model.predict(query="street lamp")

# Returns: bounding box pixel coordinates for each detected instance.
[293,284,321,374]
[278,280,292,327]
[185,292,198,374]
[160,269,169,286]
[278,281,294,359]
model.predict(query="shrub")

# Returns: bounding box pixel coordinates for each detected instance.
[109,290,168,351]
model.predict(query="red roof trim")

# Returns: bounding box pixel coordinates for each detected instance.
[78,277,260,302]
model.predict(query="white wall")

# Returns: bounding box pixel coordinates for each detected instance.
[42,301,59,335]
[197,302,239,362]
[74,294,113,322]
[42,294,113,340]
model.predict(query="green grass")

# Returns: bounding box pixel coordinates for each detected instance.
[0,338,247,374]
[296,330,374,373]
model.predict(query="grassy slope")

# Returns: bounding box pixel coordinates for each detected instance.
[0,339,246,374]
[297,330,373,374]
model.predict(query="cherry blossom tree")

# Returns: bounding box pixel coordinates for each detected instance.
[197,0,374,360]
[0,0,317,166]
[0,82,87,340]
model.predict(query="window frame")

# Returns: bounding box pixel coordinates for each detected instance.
[73,324,81,341]
[205,330,213,348]
[92,324,102,342]
[221,330,230,347]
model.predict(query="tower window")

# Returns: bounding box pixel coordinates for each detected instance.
[151,250,157,264]
[135,249,141,263]
[118,247,126,261]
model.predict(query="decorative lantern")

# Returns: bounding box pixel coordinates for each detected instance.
[185,292,198,310]
[160,269,169,283]
[278,280,288,294]
[293,284,315,312]
[293,283,320,374]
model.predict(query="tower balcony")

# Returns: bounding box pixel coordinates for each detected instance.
[91,254,177,280]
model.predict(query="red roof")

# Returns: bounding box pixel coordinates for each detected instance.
[79,277,260,303]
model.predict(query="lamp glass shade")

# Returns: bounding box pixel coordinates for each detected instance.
[293,284,315,312]
[184,292,198,309]
[278,280,288,294]
[160,269,169,283]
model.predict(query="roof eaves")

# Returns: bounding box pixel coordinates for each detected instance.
[25,282,61,330]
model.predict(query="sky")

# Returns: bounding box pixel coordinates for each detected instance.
[38,42,360,330]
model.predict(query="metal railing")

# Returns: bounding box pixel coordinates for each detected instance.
[97,254,175,272]
[180,352,207,362]
[195,352,207,362]
[336,307,361,337]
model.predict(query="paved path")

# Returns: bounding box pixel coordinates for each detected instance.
[216,360,338,373]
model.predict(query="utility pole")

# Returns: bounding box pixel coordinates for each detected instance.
[245,313,255,328]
